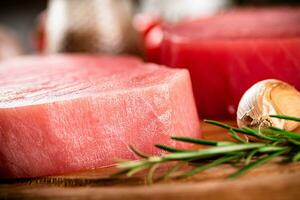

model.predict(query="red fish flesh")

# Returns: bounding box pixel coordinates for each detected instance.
[142,7,300,118]
[0,55,200,178]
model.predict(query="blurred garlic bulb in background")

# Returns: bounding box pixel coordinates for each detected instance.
[139,0,230,23]
[46,0,140,54]
[237,79,300,131]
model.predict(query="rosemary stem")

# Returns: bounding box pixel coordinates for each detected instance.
[163,143,265,160]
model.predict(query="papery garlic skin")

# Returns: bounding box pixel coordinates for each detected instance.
[237,79,300,131]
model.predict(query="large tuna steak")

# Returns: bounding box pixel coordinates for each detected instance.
[143,7,300,118]
[0,55,200,178]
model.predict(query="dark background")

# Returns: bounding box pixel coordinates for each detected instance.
[0,0,47,53]
[236,0,300,5]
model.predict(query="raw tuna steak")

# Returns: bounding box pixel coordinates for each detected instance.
[143,7,300,118]
[0,55,200,178]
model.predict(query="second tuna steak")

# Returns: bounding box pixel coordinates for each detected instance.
[143,7,300,118]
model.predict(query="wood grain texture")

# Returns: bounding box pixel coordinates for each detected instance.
[1,120,300,199]
[2,172,300,200]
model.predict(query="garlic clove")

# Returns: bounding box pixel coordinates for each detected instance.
[237,79,300,131]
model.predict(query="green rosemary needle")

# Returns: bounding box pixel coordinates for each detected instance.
[113,115,300,184]
[270,115,300,122]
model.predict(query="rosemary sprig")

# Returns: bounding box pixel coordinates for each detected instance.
[114,115,300,184]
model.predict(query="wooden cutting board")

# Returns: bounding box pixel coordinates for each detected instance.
[1,121,300,200]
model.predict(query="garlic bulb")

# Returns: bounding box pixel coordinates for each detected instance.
[46,0,139,54]
[237,79,300,131]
